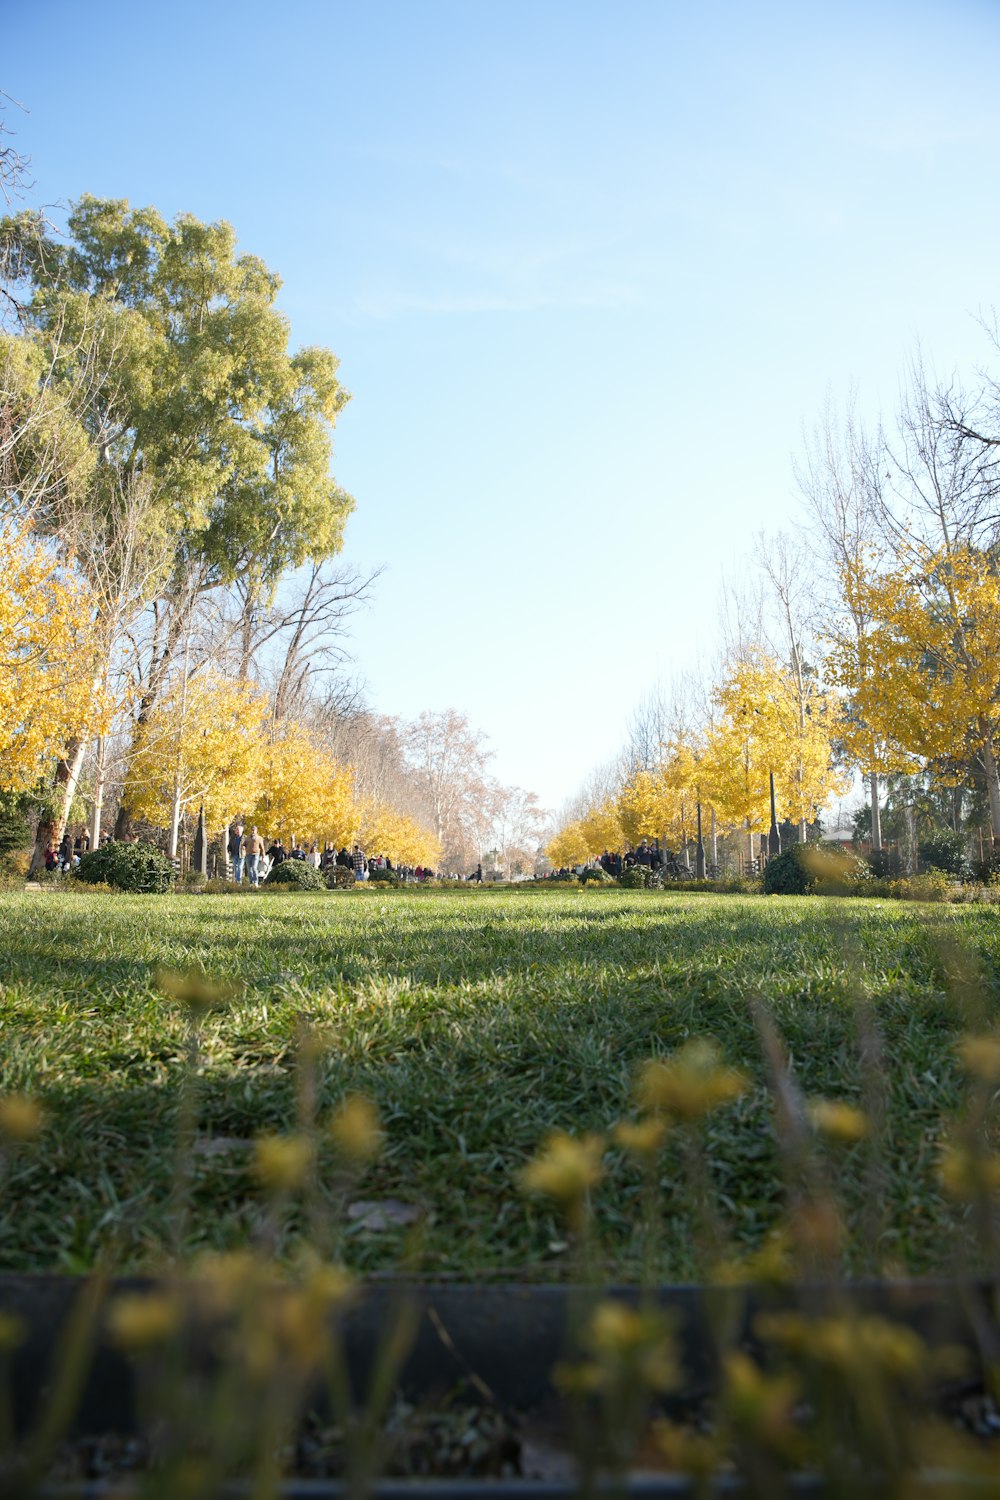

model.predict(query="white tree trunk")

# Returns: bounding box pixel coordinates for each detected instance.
[168,778,183,860]
[983,733,1000,848]
[710,808,718,867]
[90,737,106,848]
[869,771,882,853]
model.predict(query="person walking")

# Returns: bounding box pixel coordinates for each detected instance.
[244,826,265,888]
[229,822,245,884]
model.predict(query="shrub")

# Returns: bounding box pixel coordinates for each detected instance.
[890,868,951,902]
[763,843,867,896]
[75,840,175,894]
[0,792,30,859]
[580,865,613,884]
[264,859,324,891]
[762,846,813,895]
[368,867,401,886]
[325,866,356,890]
[0,849,30,880]
[918,829,970,878]
[619,865,649,889]
[868,847,904,879]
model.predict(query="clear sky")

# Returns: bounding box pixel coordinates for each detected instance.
[7,0,1000,812]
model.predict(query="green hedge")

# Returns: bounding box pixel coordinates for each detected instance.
[75,840,175,894]
[264,859,324,891]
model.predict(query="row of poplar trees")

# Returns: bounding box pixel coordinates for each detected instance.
[550,346,1000,871]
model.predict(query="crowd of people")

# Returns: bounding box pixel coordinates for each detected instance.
[549,840,683,880]
[226,822,440,888]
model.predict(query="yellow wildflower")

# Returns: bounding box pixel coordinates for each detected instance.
[193,1249,270,1314]
[788,1197,844,1259]
[0,1094,43,1141]
[652,1419,719,1481]
[107,1292,181,1351]
[613,1118,667,1156]
[939,1144,1000,1200]
[808,1099,870,1142]
[723,1350,800,1447]
[254,1133,315,1192]
[156,967,235,1016]
[519,1131,604,1205]
[0,1313,25,1352]
[588,1300,646,1353]
[329,1094,384,1164]
[957,1034,1000,1084]
[636,1040,747,1122]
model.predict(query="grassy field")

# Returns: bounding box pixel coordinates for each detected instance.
[1,886,998,1281]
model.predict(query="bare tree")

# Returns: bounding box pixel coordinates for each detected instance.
[403,709,497,871]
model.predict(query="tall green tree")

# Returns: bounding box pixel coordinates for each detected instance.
[2,195,355,836]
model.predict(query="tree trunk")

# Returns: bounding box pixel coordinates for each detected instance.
[168,777,183,860]
[28,736,89,876]
[869,771,882,853]
[983,732,1000,849]
[710,808,718,868]
[90,736,106,849]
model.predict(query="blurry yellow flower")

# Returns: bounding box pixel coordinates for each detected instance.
[296,1249,356,1311]
[519,1131,604,1205]
[588,1300,645,1353]
[808,1099,870,1142]
[193,1249,273,1315]
[0,1313,25,1352]
[254,1133,315,1192]
[553,1359,604,1395]
[269,1289,330,1370]
[157,967,235,1016]
[582,1301,680,1393]
[652,1419,719,1481]
[329,1094,384,1164]
[957,1034,1000,1084]
[713,1232,793,1288]
[939,1144,1000,1200]
[723,1350,800,1447]
[613,1118,667,1156]
[0,1094,43,1141]
[107,1292,181,1351]
[636,1040,747,1122]
[788,1197,844,1259]
[760,1311,924,1383]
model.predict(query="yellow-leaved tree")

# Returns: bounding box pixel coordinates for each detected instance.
[704,649,844,860]
[579,798,624,857]
[0,523,99,794]
[827,542,1000,844]
[355,798,441,867]
[126,674,267,845]
[253,721,355,846]
[545,823,591,869]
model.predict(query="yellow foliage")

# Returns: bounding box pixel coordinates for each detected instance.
[0,522,99,792]
[703,649,846,836]
[126,673,267,830]
[545,822,591,868]
[354,797,440,866]
[253,721,355,845]
[828,543,1000,783]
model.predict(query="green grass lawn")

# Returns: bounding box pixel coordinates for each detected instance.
[1,887,997,1280]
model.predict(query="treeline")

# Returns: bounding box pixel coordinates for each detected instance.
[551,348,1000,878]
[0,196,544,875]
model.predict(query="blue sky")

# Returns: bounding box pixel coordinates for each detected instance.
[7,0,1000,810]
